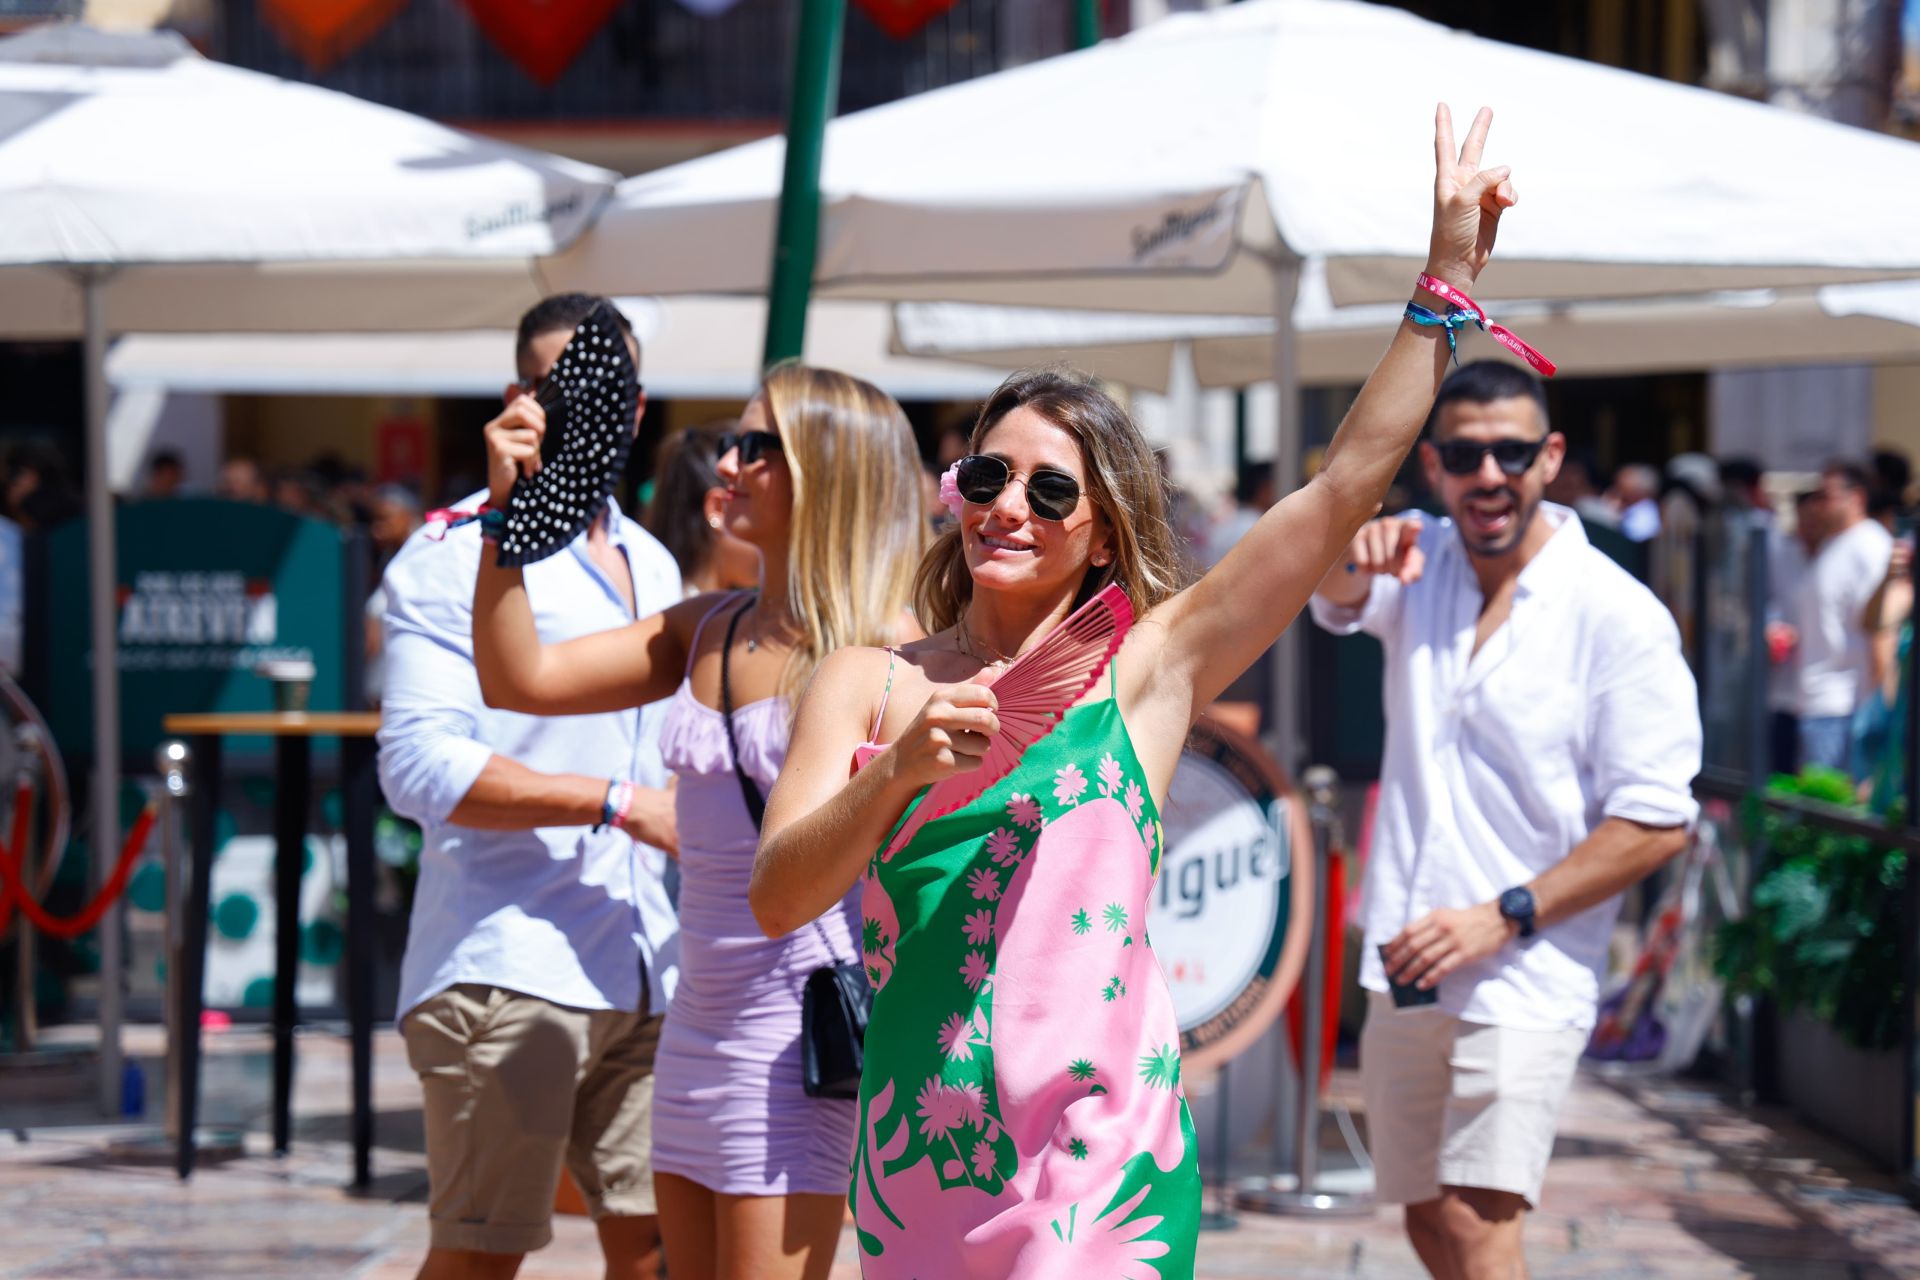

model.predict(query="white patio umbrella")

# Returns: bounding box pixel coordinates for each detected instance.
[539,0,1920,775]
[0,22,616,1107]
[543,0,1920,314]
[890,275,1920,394]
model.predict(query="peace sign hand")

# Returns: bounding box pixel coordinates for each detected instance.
[1426,104,1516,293]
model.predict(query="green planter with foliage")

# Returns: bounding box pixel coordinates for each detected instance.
[1713,767,1907,1052]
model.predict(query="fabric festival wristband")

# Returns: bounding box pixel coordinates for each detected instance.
[594,778,628,833]
[422,504,507,542]
[1403,302,1480,365]
[1414,273,1558,377]
[610,781,636,832]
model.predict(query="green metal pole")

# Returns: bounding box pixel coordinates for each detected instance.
[1074,0,1101,48]
[762,0,847,368]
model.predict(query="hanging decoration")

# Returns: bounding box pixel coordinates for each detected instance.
[852,0,960,40]
[460,0,623,86]
[261,0,409,73]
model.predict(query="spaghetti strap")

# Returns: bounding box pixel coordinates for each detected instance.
[868,647,897,741]
[687,590,751,678]
[1109,652,1118,698]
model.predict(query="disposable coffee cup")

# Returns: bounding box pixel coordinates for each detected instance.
[257,658,316,714]
[1379,943,1439,1009]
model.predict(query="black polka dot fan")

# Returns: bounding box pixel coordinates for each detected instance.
[493,301,639,568]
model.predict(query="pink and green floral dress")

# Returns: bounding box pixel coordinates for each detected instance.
[851,673,1200,1278]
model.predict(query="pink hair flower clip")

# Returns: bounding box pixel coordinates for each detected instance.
[938,462,966,519]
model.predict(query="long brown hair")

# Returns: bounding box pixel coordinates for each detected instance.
[913,368,1191,634]
[760,362,926,704]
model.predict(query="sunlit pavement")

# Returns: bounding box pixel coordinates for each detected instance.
[4,1024,1919,1278]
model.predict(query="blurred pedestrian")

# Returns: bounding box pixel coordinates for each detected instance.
[1871,447,1912,530]
[143,449,185,499]
[4,443,80,532]
[472,360,927,1280]
[1718,456,1770,518]
[644,421,761,595]
[1201,460,1274,567]
[1786,461,1892,773]
[1765,489,1822,774]
[363,484,423,706]
[1545,448,1617,529]
[1609,462,1661,542]
[1311,359,1699,1278]
[216,457,269,504]
[379,293,682,1280]
[272,468,326,517]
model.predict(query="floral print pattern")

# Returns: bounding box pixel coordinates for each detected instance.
[850,692,1199,1278]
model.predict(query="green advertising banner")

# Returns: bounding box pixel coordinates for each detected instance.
[37,499,351,764]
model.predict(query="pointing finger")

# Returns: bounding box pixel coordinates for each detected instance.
[1458,105,1493,167]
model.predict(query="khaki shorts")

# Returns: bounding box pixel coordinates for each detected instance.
[402,983,663,1255]
[1359,991,1587,1208]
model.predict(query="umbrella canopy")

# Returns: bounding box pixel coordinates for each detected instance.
[0,24,616,334]
[890,276,1920,394]
[543,0,1920,312]
[0,21,619,1114]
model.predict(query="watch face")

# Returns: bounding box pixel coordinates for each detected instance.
[1500,887,1535,920]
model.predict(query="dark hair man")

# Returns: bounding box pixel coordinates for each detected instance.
[379,294,679,1280]
[1309,360,1700,1279]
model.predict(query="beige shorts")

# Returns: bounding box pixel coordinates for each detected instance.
[1359,991,1587,1208]
[402,983,663,1255]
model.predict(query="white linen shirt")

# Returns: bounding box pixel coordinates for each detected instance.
[379,493,682,1018]
[1310,505,1701,1031]
[1789,516,1892,719]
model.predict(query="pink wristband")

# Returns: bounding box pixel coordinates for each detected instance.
[1415,273,1558,377]
[610,780,636,830]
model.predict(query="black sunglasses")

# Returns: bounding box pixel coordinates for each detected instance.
[1434,438,1546,477]
[954,455,1083,522]
[718,429,784,466]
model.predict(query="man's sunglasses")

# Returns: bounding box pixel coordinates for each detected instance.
[718,429,784,466]
[953,455,1083,522]
[1434,438,1546,477]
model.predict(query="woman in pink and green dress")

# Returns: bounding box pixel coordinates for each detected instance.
[750,105,1523,1277]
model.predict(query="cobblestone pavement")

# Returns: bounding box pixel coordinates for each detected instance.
[4,1024,1918,1278]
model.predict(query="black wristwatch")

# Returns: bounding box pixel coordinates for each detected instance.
[1498,886,1537,939]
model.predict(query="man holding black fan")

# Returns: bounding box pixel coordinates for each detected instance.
[377,294,681,1280]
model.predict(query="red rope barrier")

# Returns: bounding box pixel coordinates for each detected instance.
[0,799,157,940]
[0,778,31,937]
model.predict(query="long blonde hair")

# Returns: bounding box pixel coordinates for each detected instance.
[761,362,926,704]
[914,368,1192,634]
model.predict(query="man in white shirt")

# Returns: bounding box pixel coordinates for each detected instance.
[379,294,682,1280]
[1309,361,1700,1280]
[1785,461,1893,774]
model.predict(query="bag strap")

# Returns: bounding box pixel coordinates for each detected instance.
[719,597,766,831]
[719,596,849,968]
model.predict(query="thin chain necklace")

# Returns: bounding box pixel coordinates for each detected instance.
[958,609,1015,668]
[739,598,795,654]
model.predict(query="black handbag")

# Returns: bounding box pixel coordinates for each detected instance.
[719,599,872,1100]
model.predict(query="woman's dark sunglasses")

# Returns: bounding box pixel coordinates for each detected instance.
[718,429,783,466]
[1434,438,1546,477]
[954,455,1082,522]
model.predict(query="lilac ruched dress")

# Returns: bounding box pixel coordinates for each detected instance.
[649,598,863,1197]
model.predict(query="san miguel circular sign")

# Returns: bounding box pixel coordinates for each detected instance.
[1148,716,1313,1074]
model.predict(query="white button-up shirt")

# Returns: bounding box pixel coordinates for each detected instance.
[1310,505,1701,1031]
[379,494,682,1018]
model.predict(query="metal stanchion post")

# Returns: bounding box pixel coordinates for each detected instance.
[12,724,41,1053]
[156,741,189,1142]
[1240,765,1373,1216]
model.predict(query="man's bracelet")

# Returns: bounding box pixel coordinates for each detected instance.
[595,779,634,833]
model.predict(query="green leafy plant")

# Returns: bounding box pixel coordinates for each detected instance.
[1713,767,1907,1051]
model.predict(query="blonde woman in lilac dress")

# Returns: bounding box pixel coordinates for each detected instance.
[473,364,925,1279]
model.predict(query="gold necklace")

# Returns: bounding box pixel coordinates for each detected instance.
[958,610,1015,667]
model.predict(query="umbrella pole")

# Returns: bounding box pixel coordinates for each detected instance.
[81,268,126,1116]
[762,0,846,367]
[1267,259,1302,775]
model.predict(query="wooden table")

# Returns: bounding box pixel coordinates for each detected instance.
[161,712,381,1187]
